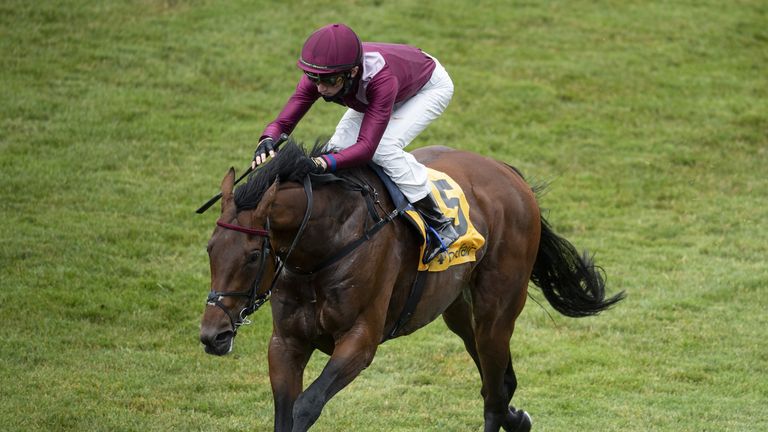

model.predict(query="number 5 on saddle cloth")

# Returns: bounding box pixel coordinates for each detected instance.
[369,164,485,272]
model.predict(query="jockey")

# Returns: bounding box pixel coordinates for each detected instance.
[253,23,458,263]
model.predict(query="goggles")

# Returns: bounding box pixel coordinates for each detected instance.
[305,72,344,86]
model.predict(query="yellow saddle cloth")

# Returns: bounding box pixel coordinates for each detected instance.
[404,168,486,272]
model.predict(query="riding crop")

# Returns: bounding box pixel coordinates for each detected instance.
[195,133,288,214]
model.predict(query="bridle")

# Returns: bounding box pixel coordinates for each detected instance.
[205,219,274,333]
[205,176,313,334]
[205,171,405,334]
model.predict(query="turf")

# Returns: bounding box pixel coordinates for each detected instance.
[1,1,766,431]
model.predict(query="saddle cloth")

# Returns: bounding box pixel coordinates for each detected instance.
[369,164,485,272]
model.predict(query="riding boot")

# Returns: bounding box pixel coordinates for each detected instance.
[412,194,460,263]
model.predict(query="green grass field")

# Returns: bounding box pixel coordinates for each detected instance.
[1,1,766,431]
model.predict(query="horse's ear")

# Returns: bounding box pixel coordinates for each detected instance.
[254,178,280,219]
[220,167,236,214]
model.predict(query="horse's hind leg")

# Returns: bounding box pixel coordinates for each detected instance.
[500,360,532,432]
[472,269,533,432]
[442,296,482,375]
[442,284,532,432]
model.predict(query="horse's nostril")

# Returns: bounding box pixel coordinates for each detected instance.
[201,329,235,355]
[201,329,232,347]
[215,331,234,344]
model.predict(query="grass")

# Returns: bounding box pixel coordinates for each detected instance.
[1,0,767,431]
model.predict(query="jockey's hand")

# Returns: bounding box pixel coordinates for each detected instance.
[252,137,276,169]
[294,157,327,179]
[311,157,328,173]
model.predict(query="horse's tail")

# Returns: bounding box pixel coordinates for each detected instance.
[530,215,625,317]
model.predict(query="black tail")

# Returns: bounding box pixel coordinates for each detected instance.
[530,216,625,317]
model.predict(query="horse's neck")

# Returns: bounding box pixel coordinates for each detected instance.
[269,180,359,244]
[270,173,386,265]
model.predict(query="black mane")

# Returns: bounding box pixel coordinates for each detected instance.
[234,138,326,211]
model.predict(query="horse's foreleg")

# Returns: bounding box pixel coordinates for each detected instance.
[291,322,380,432]
[269,335,313,432]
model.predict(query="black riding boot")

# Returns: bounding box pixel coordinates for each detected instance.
[412,194,460,263]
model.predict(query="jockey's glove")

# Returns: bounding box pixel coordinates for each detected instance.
[253,137,275,167]
[311,157,328,172]
[292,157,326,180]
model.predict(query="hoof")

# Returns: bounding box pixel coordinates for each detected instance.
[505,408,532,432]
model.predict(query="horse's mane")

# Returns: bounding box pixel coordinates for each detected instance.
[234,138,326,211]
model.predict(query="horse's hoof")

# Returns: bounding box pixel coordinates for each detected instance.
[505,408,532,432]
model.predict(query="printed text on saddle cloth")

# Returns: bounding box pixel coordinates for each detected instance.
[406,169,485,272]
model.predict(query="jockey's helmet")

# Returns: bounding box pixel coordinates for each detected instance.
[297,24,362,75]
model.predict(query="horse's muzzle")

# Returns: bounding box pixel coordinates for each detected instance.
[200,328,235,356]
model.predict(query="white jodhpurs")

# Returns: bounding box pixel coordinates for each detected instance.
[326,57,454,202]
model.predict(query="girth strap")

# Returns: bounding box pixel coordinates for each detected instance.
[384,270,428,342]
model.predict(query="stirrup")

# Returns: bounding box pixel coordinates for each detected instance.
[423,225,458,264]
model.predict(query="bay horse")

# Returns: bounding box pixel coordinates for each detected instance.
[199,140,624,432]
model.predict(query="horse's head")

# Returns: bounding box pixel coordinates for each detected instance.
[199,139,371,355]
[199,167,279,355]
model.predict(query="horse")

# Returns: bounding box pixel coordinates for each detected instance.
[199,140,625,432]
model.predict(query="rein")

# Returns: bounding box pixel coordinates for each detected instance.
[282,172,406,276]
[291,205,404,275]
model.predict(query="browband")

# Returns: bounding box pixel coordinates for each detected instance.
[216,220,269,237]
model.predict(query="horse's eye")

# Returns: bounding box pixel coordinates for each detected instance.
[247,250,261,263]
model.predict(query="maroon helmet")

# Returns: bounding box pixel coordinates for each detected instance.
[297,24,362,75]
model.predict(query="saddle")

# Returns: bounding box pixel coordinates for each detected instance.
[367,163,485,272]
